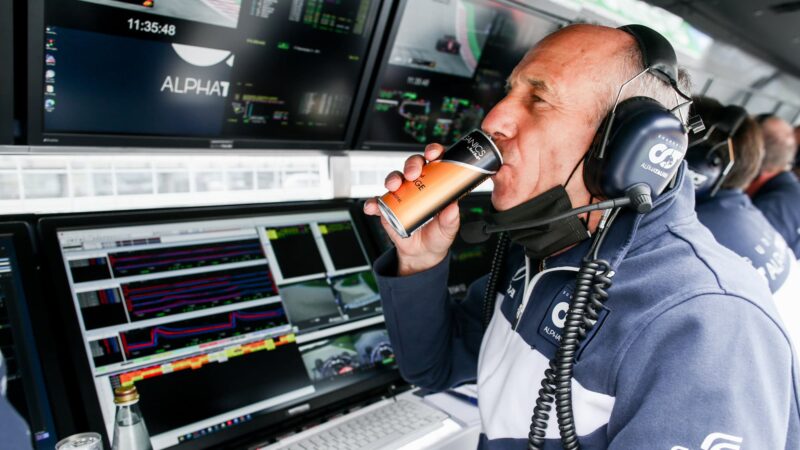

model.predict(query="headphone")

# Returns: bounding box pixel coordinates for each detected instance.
[583,25,704,210]
[685,102,748,197]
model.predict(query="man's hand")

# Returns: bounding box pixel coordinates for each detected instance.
[363,143,460,276]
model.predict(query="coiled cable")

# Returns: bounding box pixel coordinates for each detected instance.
[528,208,619,450]
[481,232,510,329]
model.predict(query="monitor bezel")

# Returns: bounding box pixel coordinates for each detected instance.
[0,0,13,145]
[0,221,70,447]
[352,0,566,152]
[36,199,401,449]
[26,0,395,150]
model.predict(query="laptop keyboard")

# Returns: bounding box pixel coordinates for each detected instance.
[273,399,449,450]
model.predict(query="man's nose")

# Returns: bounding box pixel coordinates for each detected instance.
[481,96,518,144]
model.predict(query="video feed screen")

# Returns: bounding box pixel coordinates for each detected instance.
[53,207,386,449]
[299,327,395,385]
[38,0,381,147]
[357,0,561,149]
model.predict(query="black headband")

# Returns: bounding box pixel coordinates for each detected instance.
[618,24,679,86]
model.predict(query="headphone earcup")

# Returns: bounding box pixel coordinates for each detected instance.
[685,143,723,198]
[583,97,687,200]
[583,114,612,196]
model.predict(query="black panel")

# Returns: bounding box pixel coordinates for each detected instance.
[0,226,60,449]
[0,1,12,144]
[135,342,309,436]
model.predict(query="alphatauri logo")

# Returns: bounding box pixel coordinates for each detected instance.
[551,302,569,329]
[671,432,743,450]
[648,143,683,170]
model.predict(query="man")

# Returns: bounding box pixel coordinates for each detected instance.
[688,97,800,346]
[747,115,800,258]
[364,24,799,449]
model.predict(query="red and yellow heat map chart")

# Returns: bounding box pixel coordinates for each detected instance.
[119,333,296,387]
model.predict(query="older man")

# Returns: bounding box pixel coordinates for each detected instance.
[365,24,798,449]
[748,115,800,258]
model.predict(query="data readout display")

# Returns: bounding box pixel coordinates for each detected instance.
[40,0,380,145]
[358,0,560,149]
[55,208,384,449]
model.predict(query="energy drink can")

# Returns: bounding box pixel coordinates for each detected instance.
[56,432,104,450]
[377,129,503,238]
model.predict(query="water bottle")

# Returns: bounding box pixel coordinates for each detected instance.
[111,385,153,450]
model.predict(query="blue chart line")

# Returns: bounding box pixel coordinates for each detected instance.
[120,305,287,357]
[122,265,278,321]
[109,239,265,277]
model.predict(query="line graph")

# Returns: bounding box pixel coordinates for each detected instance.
[122,265,278,321]
[108,238,265,277]
[120,304,287,359]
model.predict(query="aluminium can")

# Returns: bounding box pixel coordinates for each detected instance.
[56,432,104,450]
[377,129,503,238]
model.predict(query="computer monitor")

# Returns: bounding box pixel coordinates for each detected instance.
[38,201,399,449]
[355,0,562,151]
[0,223,59,449]
[27,0,390,149]
[363,193,497,301]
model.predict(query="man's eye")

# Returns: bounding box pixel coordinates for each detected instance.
[531,94,544,103]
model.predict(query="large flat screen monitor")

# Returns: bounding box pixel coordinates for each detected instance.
[39,202,399,449]
[355,0,562,151]
[0,223,59,449]
[27,0,389,149]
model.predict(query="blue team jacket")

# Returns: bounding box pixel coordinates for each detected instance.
[374,167,800,449]
[752,171,800,260]
[696,189,800,348]
[0,350,33,450]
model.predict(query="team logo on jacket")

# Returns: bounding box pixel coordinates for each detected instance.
[538,288,573,347]
[671,432,743,450]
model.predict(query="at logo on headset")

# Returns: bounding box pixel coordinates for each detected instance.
[648,143,684,170]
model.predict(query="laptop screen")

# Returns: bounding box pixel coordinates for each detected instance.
[47,205,396,449]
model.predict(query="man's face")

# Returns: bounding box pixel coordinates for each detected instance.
[481,26,631,211]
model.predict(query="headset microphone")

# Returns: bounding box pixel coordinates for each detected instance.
[460,183,652,244]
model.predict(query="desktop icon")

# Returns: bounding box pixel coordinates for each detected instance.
[45,54,56,66]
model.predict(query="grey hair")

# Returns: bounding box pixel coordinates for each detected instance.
[594,40,692,124]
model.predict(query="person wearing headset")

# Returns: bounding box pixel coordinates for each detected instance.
[747,114,800,259]
[686,97,800,347]
[364,24,799,449]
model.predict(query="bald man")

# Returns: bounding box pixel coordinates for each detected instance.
[366,24,798,449]
[748,116,800,259]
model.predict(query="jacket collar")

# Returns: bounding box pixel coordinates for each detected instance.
[546,162,696,269]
